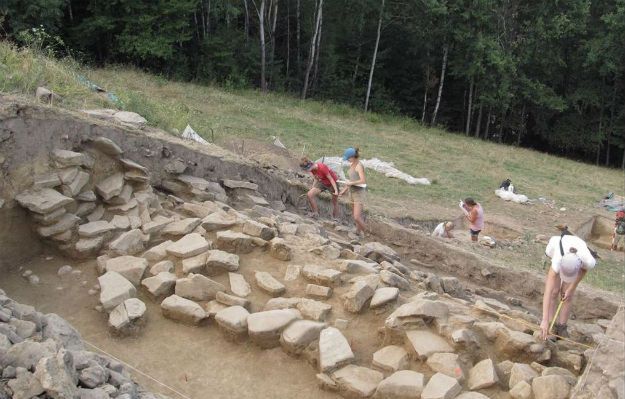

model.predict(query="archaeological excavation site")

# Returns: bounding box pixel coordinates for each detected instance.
[0,97,623,399]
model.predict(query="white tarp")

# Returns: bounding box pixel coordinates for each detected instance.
[271,136,287,149]
[318,156,431,186]
[495,188,529,204]
[181,124,210,145]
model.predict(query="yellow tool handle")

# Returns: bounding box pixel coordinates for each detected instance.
[549,299,565,334]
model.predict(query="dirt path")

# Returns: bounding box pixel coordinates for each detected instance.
[1,251,338,399]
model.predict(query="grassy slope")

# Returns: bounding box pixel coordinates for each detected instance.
[1,42,623,292]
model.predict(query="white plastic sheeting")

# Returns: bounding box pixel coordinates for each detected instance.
[495,188,529,204]
[181,124,210,145]
[317,156,431,186]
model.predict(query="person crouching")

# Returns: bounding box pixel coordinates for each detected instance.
[300,157,340,219]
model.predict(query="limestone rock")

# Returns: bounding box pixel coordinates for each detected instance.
[306,284,332,299]
[509,381,533,399]
[7,368,44,399]
[319,327,354,372]
[141,216,173,235]
[206,250,239,272]
[216,291,250,309]
[161,294,206,324]
[61,171,90,197]
[34,349,78,399]
[380,269,410,290]
[108,298,146,334]
[143,240,173,262]
[509,363,539,389]
[341,280,375,313]
[341,260,378,274]
[360,241,399,262]
[215,230,255,254]
[149,260,174,275]
[455,393,489,399]
[467,358,498,390]
[229,272,251,297]
[181,252,208,274]
[37,213,80,237]
[109,229,148,256]
[243,219,276,240]
[51,148,84,167]
[405,330,453,360]
[247,309,301,348]
[264,297,303,311]
[167,233,210,258]
[201,211,238,231]
[302,265,342,286]
[105,256,148,286]
[269,237,293,261]
[375,370,425,399]
[427,352,465,381]
[531,375,570,399]
[175,273,225,301]
[372,345,409,372]
[32,207,66,225]
[255,271,286,297]
[280,319,326,355]
[215,305,250,339]
[223,179,258,190]
[98,271,137,312]
[15,188,73,214]
[332,365,383,398]
[297,298,332,322]
[161,218,201,236]
[96,173,125,201]
[1,339,57,369]
[141,272,177,297]
[421,372,462,399]
[284,264,301,281]
[386,299,449,330]
[41,313,83,351]
[93,136,123,157]
[370,287,399,308]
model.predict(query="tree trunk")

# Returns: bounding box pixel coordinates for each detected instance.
[364,0,384,112]
[465,78,474,135]
[431,44,448,125]
[597,87,605,166]
[200,0,207,37]
[296,0,301,73]
[484,108,491,139]
[194,11,200,39]
[498,110,505,143]
[621,147,624,170]
[207,0,211,34]
[253,0,268,92]
[68,0,74,21]
[421,85,428,123]
[286,0,290,81]
[607,82,617,166]
[301,0,323,99]
[517,104,526,146]
[269,0,279,88]
[312,4,323,92]
[474,102,483,138]
[244,0,250,44]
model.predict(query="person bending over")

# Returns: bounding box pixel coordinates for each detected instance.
[459,198,484,242]
[300,157,340,219]
[432,221,455,238]
[540,234,596,340]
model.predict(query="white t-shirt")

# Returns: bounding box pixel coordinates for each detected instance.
[432,223,450,238]
[545,235,596,274]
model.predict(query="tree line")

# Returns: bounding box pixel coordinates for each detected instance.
[2,0,624,168]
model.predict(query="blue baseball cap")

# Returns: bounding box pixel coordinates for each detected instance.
[343,147,357,160]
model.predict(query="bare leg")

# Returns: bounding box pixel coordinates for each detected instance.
[353,202,366,233]
[471,232,478,242]
[307,188,321,214]
[547,275,562,326]
[558,282,574,324]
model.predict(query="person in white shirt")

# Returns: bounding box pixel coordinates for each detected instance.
[540,234,596,339]
[432,221,454,238]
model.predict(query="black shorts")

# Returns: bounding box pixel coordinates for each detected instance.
[470,229,481,237]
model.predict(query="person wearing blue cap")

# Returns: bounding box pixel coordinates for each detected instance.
[339,147,367,237]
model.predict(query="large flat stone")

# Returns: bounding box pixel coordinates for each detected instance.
[426,352,465,381]
[215,230,255,254]
[98,271,137,312]
[143,240,173,262]
[109,229,148,256]
[206,250,239,272]
[78,221,115,238]
[332,365,384,398]
[319,327,354,372]
[175,273,226,301]
[370,287,399,308]
[297,298,332,322]
[302,265,342,286]
[96,173,125,201]
[255,271,286,297]
[229,273,251,297]
[223,179,258,190]
[421,372,462,399]
[201,211,238,231]
[247,309,301,348]
[161,295,206,325]
[215,306,250,339]
[161,218,202,236]
[105,256,148,286]
[166,233,210,258]
[467,358,498,390]
[405,330,453,360]
[373,345,409,372]
[375,370,425,399]
[37,213,80,237]
[141,272,177,297]
[280,320,326,355]
[242,219,276,241]
[341,280,375,313]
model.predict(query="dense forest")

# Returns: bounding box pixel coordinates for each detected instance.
[1,0,624,168]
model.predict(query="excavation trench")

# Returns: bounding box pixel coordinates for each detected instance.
[0,97,622,398]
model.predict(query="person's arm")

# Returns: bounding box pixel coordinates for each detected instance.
[447,231,455,238]
[540,268,559,340]
[467,208,478,223]
[326,173,339,195]
[562,268,588,301]
[346,164,366,185]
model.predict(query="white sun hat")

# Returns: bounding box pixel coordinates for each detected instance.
[559,252,582,283]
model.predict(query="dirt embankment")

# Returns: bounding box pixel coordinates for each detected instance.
[0,95,620,321]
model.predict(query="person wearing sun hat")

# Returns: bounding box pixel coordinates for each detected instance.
[540,234,597,339]
[299,156,340,219]
[339,147,367,237]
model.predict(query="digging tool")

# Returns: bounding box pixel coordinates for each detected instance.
[549,298,565,335]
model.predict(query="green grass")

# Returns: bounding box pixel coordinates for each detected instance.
[1,41,623,293]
